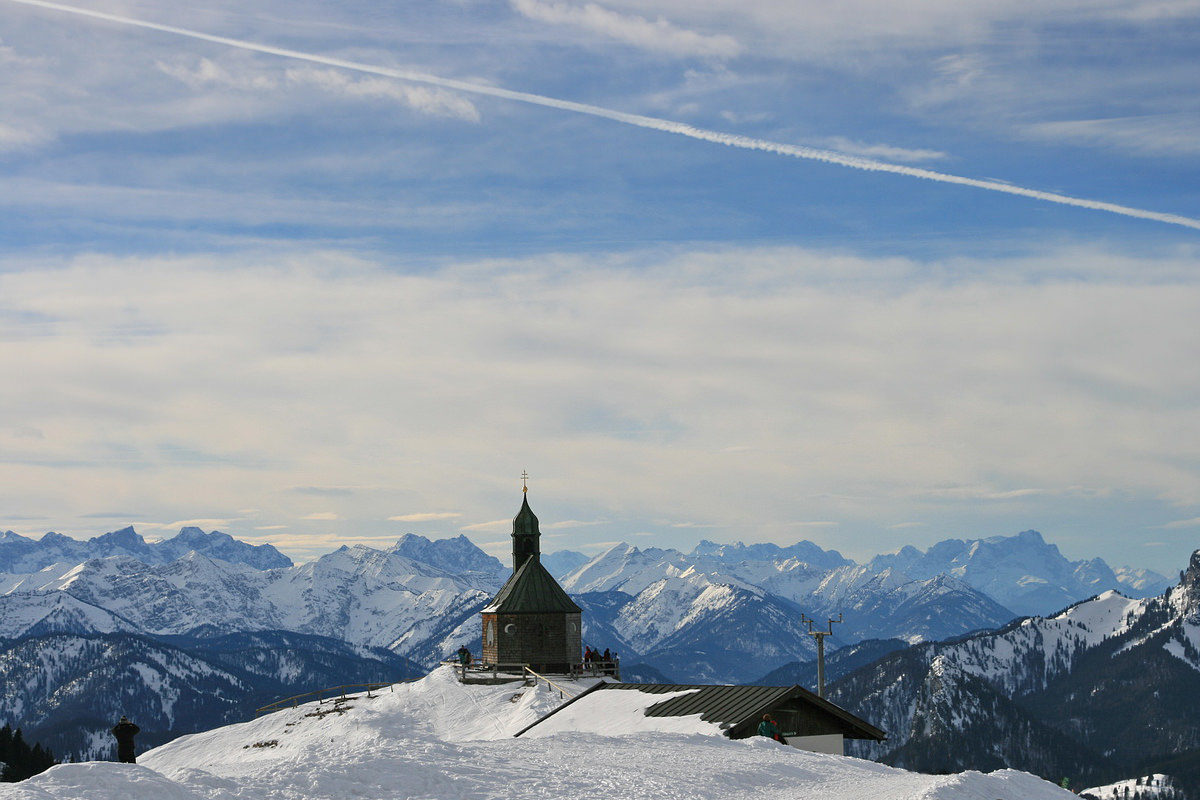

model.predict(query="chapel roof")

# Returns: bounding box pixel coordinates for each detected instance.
[482,555,582,614]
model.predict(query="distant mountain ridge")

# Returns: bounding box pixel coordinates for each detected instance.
[0,543,498,669]
[691,538,853,571]
[867,529,1159,616]
[557,541,1018,680]
[0,629,423,761]
[553,529,1167,681]
[387,533,506,579]
[0,520,1187,782]
[541,549,590,580]
[0,526,292,572]
[0,524,1171,687]
[0,528,511,764]
[825,548,1200,792]
[754,637,911,686]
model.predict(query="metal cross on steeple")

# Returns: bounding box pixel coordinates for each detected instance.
[521,470,529,493]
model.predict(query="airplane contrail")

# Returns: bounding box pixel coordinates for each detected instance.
[7,0,1200,232]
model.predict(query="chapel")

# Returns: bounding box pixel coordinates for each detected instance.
[480,488,582,672]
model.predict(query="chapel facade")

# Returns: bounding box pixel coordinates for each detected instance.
[480,490,582,672]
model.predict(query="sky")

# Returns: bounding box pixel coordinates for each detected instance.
[0,0,1197,572]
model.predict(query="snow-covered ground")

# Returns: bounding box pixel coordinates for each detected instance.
[2,666,1077,800]
[518,686,720,738]
[1081,774,1174,798]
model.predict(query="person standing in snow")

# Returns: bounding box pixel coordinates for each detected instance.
[602,648,612,674]
[457,646,471,678]
[757,714,787,745]
[111,716,139,763]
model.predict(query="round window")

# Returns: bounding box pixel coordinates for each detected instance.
[504,623,516,635]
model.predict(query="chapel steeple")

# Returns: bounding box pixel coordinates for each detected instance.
[512,493,541,572]
[480,479,582,673]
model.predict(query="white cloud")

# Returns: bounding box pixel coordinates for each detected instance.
[156,57,279,92]
[1158,517,1200,529]
[284,67,481,122]
[154,56,483,123]
[818,136,947,163]
[388,512,463,521]
[1108,0,1200,20]
[0,122,46,152]
[544,519,606,528]
[138,518,236,531]
[510,0,740,58]
[475,539,513,559]
[0,38,47,70]
[290,485,372,496]
[919,486,1110,501]
[460,519,512,531]
[231,532,413,562]
[719,110,774,125]
[172,518,237,529]
[1022,114,1200,158]
[588,0,1200,60]
[1,244,1198,568]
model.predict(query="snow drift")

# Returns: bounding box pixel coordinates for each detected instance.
[2,666,1075,799]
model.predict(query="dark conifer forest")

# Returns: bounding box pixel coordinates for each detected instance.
[0,724,57,782]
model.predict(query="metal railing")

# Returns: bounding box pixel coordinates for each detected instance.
[571,660,620,680]
[447,657,620,683]
[447,658,530,682]
[254,682,400,717]
[523,667,588,699]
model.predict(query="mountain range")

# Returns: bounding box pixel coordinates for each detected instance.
[555,530,1167,681]
[0,524,1170,683]
[825,548,1200,792]
[0,629,424,761]
[0,538,500,667]
[0,526,292,573]
[0,521,1177,762]
[866,529,1155,616]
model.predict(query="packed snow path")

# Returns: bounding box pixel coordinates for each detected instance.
[2,667,1075,800]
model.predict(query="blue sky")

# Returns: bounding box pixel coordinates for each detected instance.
[0,0,1197,572]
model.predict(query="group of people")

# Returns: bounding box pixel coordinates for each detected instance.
[583,646,618,674]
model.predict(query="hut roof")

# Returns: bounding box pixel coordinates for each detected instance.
[514,681,886,742]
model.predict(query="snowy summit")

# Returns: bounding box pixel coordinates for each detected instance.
[3,666,1076,800]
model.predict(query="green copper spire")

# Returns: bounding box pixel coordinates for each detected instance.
[512,492,541,572]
